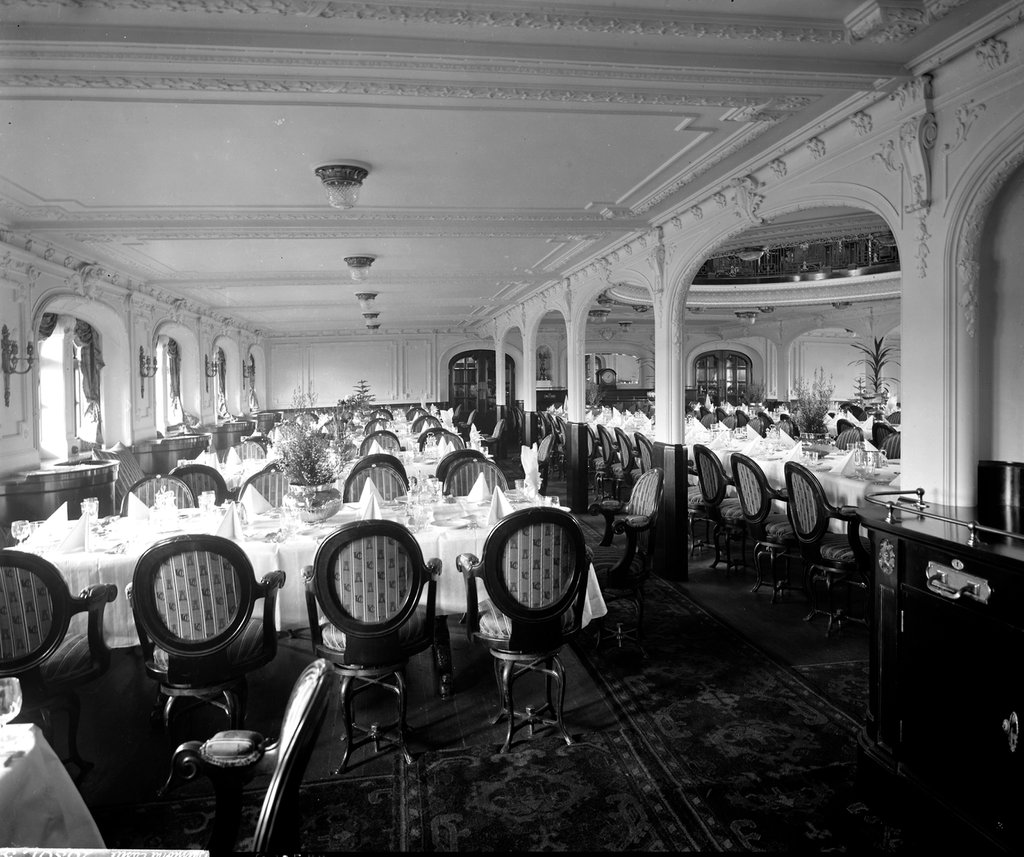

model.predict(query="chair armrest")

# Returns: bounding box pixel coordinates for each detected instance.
[833,505,859,520]
[615,514,652,535]
[301,565,323,651]
[258,570,287,592]
[74,583,118,658]
[769,486,788,502]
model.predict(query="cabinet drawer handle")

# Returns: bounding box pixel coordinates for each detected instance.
[925,563,993,604]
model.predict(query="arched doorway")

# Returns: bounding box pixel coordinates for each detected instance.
[692,349,751,406]
[448,350,515,433]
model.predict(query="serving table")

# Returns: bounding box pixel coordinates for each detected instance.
[20,496,606,700]
[0,724,105,848]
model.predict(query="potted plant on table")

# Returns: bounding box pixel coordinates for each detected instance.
[277,389,344,523]
[790,367,835,443]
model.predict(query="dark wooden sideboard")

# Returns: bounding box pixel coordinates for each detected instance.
[858,498,1024,852]
[0,460,118,522]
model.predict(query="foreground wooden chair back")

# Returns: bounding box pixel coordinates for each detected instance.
[457,508,589,753]
[128,535,285,729]
[0,550,117,780]
[160,658,333,852]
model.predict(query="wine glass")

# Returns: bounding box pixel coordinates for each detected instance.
[11,520,30,545]
[0,677,22,744]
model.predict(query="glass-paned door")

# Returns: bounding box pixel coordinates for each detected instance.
[693,350,751,405]
[448,350,516,429]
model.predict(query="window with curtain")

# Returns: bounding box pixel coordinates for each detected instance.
[215,346,230,420]
[166,337,184,426]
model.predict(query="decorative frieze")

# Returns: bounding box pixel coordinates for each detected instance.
[850,111,873,136]
[944,100,986,154]
[975,37,1009,70]
[806,137,827,160]
[769,159,788,179]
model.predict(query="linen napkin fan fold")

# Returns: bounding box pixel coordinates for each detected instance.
[466,473,490,502]
[240,484,273,518]
[485,487,516,526]
[520,444,541,493]
[55,514,90,553]
[127,492,151,521]
[357,492,384,521]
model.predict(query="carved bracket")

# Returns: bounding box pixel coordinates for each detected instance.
[899,111,937,213]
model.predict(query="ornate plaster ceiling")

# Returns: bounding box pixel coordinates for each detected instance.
[0,0,992,338]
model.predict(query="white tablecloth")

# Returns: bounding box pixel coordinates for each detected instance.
[24,502,606,648]
[0,724,105,848]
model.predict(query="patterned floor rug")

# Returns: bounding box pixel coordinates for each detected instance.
[572,575,925,852]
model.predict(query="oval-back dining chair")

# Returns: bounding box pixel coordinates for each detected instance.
[169,462,230,506]
[303,520,439,772]
[359,429,403,457]
[121,474,196,516]
[238,461,290,508]
[128,534,286,730]
[442,456,508,497]
[342,453,409,502]
[456,507,589,753]
[0,549,117,779]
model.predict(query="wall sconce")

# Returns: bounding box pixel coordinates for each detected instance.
[204,353,221,393]
[139,346,158,398]
[2,323,36,407]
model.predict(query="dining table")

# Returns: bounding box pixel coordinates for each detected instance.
[0,724,106,848]
[687,434,903,532]
[18,491,607,701]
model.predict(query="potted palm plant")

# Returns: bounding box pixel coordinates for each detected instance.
[849,335,899,411]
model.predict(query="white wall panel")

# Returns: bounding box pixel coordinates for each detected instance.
[268,345,308,407]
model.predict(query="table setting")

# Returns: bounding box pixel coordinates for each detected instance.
[10,476,604,650]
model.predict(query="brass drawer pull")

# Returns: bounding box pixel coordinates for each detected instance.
[925,563,993,604]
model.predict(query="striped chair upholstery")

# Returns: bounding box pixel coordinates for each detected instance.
[730,453,800,603]
[359,430,403,456]
[634,431,654,474]
[363,418,392,436]
[169,463,230,506]
[411,414,442,433]
[236,437,269,461]
[0,550,116,774]
[405,406,428,422]
[129,535,285,730]
[418,427,465,451]
[887,411,901,425]
[239,462,290,508]
[122,475,195,516]
[614,426,643,488]
[746,415,766,438]
[692,444,746,573]
[369,407,394,420]
[778,416,800,438]
[93,442,147,509]
[589,464,661,547]
[881,431,901,460]
[342,454,409,502]
[835,426,865,450]
[443,458,508,497]
[304,520,439,771]
[536,434,554,495]
[456,508,588,753]
[435,449,487,486]
[784,462,872,637]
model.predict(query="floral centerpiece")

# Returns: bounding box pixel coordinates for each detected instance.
[790,367,835,441]
[277,388,347,522]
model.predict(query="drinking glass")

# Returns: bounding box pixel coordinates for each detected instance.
[11,520,30,545]
[199,491,216,515]
[80,497,99,521]
[0,677,22,744]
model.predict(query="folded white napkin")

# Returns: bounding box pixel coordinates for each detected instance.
[358,477,385,507]
[368,440,385,456]
[225,447,242,467]
[485,486,515,525]
[441,408,454,427]
[127,492,151,521]
[240,484,273,517]
[834,449,857,475]
[520,444,541,494]
[215,504,245,539]
[685,423,711,443]
[862,439,878,451]
[55,514,90,553]
[465,472,490,502]
[358,492,384,521]
[29,502,70,545]
[469,426,482,443]
[784,442,804,462]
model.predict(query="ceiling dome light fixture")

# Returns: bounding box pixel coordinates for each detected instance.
[344,255,375,282]
[365,323,381,331]
[735,310,758,324]
[315,162,370,209]
[832,301,852,309]
[588,308,611,322]
[362,312,379,321]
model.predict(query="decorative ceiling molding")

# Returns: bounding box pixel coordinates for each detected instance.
[0,46,893,92]
[845,0,969,44]
[3,1,850,44]
[0,72,788,111]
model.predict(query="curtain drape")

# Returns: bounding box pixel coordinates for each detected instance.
[37,312,58,340]
[73,319,104,446]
